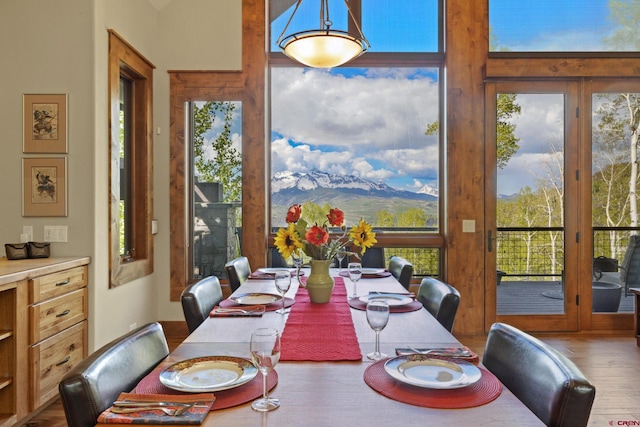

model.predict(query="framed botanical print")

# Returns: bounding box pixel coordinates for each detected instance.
[23,157,67,217]
[23,93,68,153]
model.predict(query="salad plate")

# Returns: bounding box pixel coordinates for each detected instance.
[359,293,413,307]
[159,356,258,392]
[384,354,481,389]
[230,293,281,305]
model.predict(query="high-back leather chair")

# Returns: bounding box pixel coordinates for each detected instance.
[388,256,413,290]
[416,277,460,332]
[181,276,224,333]
[58,322,169,427]
[225,256,251,292]
[359,247,385,268]
[483,322,596,427]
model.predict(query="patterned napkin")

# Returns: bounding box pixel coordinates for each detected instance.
[97,392,215,424]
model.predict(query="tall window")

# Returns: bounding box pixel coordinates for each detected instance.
[269,1,443,277]
[108,30,154,287]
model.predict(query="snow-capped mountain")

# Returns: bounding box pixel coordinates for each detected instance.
[417,183,439,198]
[271,169,437,202]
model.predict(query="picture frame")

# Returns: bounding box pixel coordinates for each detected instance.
[23,157,67,217]
[23,93,68,153]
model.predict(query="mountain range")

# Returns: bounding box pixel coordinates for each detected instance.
[272,169,437,202]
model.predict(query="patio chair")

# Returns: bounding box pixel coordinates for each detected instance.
[595,235,640,296]
[483,322,595,427]
[181,276,224,333]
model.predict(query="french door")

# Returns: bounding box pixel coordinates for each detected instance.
[484,81,580,332]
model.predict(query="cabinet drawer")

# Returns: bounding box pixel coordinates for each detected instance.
[29,288,87,344]
[29,321,87,410]
[29,266,87,304]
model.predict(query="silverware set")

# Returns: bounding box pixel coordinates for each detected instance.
[110,400,208,416]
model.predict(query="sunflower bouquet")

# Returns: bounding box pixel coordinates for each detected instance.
[274,203,377,262]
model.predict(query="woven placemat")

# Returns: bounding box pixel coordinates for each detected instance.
[134,362,278,411]
[363,358,502,409]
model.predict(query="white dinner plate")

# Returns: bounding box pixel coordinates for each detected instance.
[230,293,281,305]
[159,356,258,392]
[361,268,386,275]
[258,268,294,274]
[384,355,481,389]
[359,293,413,307]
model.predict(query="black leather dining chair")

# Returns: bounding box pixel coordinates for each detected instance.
[416,277,460,332]
[181,276,224,333]
[388,255,413,290]
[58,322,170,427]
[225,256,252,292]
[359,247,386,268]
[483,322,596,427]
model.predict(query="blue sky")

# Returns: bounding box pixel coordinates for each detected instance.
[264,0,622,195]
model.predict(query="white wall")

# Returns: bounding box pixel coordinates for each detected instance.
[0,0,242,352]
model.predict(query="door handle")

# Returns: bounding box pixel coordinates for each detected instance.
[488,229,493,252]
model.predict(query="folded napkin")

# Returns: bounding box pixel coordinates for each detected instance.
[209,304,265,317]
[97,392,215,424]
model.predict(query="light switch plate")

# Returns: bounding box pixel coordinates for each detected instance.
[44,225,68,242]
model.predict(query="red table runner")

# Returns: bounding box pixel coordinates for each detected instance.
[280,276,362,361]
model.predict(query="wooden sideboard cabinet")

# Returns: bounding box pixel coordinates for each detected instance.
[0,257,90,427]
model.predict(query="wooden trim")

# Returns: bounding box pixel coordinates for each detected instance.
[108,31,154,287]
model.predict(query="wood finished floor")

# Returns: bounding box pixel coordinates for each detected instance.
[17,329,640,426]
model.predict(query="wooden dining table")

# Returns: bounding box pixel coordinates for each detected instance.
[96,268,543,426]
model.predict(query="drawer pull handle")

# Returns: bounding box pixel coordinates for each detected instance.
[56,356,71,366]
[56,309,71,317]
[56,279,71,286]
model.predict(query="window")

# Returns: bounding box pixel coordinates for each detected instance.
[269,1,444,277]
[489,0,638,52]
[108,30,154,287]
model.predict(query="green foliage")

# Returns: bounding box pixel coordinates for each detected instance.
[193,102,242,203]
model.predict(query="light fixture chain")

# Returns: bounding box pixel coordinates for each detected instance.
[276,0,304,45]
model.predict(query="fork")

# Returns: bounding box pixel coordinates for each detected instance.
[110,404,192,416]
[215,307,260,314]
[407,346,472,357]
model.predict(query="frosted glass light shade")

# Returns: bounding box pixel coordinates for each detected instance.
[280,30,367,68]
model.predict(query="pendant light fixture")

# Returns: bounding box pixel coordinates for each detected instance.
[276,0,370,68]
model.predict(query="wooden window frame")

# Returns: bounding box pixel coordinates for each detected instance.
[108,30,155,287]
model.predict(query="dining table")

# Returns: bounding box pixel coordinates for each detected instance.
[95,268,544,426]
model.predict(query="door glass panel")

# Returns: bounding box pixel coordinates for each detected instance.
[496,93,566,315]
[189,101,243,280]
[592,91,640,313]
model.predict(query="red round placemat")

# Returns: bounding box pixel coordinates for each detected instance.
[339,271,392,278]
[135,364,278,410]
[219,297,294,311]
[363,358,502,409]
[348,297,423,313]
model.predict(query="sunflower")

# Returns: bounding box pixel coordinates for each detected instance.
[349,218,377,254]
[274,223,304,259]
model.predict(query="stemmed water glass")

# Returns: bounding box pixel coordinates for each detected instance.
[366,300,389,360]
[274,270,291,314]
[250,328,281,412]
[348,262,362,299]
[291,251,303,283]
[335,250,347,273]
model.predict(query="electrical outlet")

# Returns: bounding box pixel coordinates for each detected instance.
[462,220,476,233]
[23,226,33,242]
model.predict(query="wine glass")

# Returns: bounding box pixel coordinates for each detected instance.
[335,250,347,273]
[291,251,303,283]
[348,262,362,299]
[250,328,281,412]
[366,300,389,360]
[274,270,291,314]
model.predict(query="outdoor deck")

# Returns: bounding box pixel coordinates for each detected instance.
[497,280,635,314]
